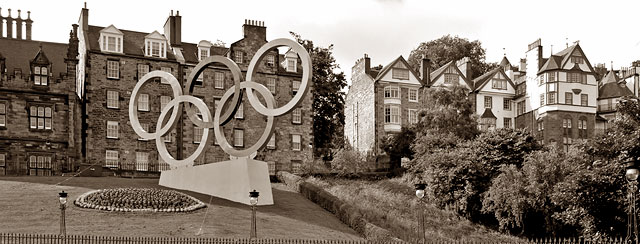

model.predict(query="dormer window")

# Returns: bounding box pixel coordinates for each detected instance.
[287,59,297,72]
[99,25,124,53]
[144,31,167,58]
[33,66,49,86]
[234,51,244,64]
[197,40,213,61]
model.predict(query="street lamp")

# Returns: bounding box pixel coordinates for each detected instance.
[415,183,426,244]
[58,191,68,236]
[626,158,639,244]
[249,190,259,240]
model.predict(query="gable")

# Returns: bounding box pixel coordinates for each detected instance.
[560,45,595,73]
[430,62,472,89]
[376,56,421,86]
[474,68,515,93]
[145,31,165,40]
[100,25,123,35]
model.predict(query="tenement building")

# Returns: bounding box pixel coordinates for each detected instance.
[76,5,312,176]
[0,9,82,175]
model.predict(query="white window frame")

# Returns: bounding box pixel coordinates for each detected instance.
[33,66,49,86]
[139,123,150,141]
[266,55,275,67]
[408,109,418,124]
[214,72,224,89]
[292,108,302,124]
[408,88,418,102]
[107,60,119,79]
[503,98,511,111]
[160,95,171,113]
[484,96,492,108]
[384,105,400,124]
[504,118,512,128]
[107,90,119,109]
[145,40,166,58]
[444,74,459,84]
[193,126,204,144]
[292,80,301,94]
[234,129,244,147]
[100,33,123,53]
[198,48,210,61]
[29,106,52,130]
[287,59,297,72]
[384,86,399,98]
[235,103,244,119]
[267,77,276,94]
[105,150,119,168]
[292,134,301,151]
[137,64,149,79]
[136,152,149,171]
[392,68,410,80]
[138,94,149,111]
[234,51,244,64]
[107,121,119,139]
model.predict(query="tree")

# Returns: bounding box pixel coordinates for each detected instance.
[407,35,497,79]
[380,126,416,171]
[290,32,348,159]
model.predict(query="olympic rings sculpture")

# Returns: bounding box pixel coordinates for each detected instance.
[129,38,312,169]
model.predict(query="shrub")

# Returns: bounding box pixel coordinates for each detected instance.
[331,148,372,177]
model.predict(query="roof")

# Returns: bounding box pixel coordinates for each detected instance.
[480,108,496,119]
[538,44,595,74]
[601,70,620,84]
[0,38,68,79]
[374,56,421,84]
[472,67,516,91]
[499,56,511,68]
[428,60,474,88]
[598,81,634,99]
[87,25,176,60]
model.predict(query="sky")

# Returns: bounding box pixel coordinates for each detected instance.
[3,0,640,85]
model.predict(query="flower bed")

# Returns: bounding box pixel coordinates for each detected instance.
[74,188,206,212]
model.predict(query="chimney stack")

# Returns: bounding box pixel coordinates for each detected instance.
[364,54,370,76]
[421,56,431,85]
[16,10,23,39]
[0,8,3,38]
[242,19,266,41]
[164,10,182,47]
[25,11,32,40]
[456,57,472,79]
[6,9,13,38]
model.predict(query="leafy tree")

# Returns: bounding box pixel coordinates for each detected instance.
[413,85,478,143]
[407,35,497,79]
[290,32,348,159]
[380,126,416,171]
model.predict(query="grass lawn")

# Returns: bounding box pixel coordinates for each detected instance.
[306,176,522,242]
[0,176,362,240]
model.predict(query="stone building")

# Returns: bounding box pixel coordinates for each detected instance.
[76,6,312,176]
[0,9,82,175]
[471,59,517,131]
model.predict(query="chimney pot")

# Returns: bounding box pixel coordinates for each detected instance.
[8,9,11,17]
[84,2,87,9]
[17,10,21,18]
[27,11,30,20]
[176,10,179,16]
[171,10,173,16]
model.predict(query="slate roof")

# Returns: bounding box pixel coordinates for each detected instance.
[499,56,511,68]
[0,38,68,79]
[181,42,229,64]
[480,108,496,119]
[374,56,421,84]
[598,71,633,99]
[86,25,177,60]
[538,44,595,74]
[472,67,516,91]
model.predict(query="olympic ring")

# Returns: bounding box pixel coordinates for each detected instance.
[128,38,312,168]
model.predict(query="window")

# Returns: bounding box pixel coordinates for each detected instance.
[549,72,556,82]
[29,106,52,130]
[517,84,526,95]
[160,96,171,112]
[107,91,119,109]
[484,96,492,108]
[538,76,544,86]
[234,129,244,147]
[199,48,209,61]
[517,101,525,116]
[137,64,149,79]
[287,59,297,72]
[266,55,275,67]
[571,56,584,64]
[267,77,276,94]
[292,80,301,94]
[163,129,173,143]
[565,92,573,105]
[504,118,512,128]
[101,34,122,53]
[136,152,149,171]
[139,123,149,141]
[409,109,418,124]
[408,88,418,102]
[28,155,52,176]
[581,94,588,106]
[235,103,244,119]
[33,66,48,85]
[492,79,507,90]
[547,92,556,104]
[145,40,166,58]
[292,108,302,124]
[195,72,204,86]
[0,153,5,175]
[194,126,204,143]
[540,94,545,106]
[384,86,399,98]
[292,134,301,151]
[563,118,572,128]
[537,120,544,131]
[214,72,224,89]
[392,68,409,80]
[138,94,149,111]
[107,60,119,79]
[444,74,459,84]
[107,121,119,139]
[384,105,400,124]
[0,102,6,127]
[267,134,276,149]
[234,51,244,64]
[568,73,586,83]
[503,98,511,110]
[268,161,276,175]
[563,137,573,152]
[160,67,172,84]
[105,150,119,168]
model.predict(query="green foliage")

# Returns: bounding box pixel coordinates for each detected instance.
[407,35,497,79]
[380,126,416,171]
[331,148,372,177]
[290,32,348,159]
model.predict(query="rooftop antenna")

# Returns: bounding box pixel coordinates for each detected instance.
[566,38,568,48]
[503,48,506,57]
[550,45,553,54]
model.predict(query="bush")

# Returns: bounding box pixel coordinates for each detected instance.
[331,148,372,177]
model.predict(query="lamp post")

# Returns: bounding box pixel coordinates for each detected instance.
[249,190,259,240]
[626,159,639,244]
[415,183,426,244]
[58,191,68,236]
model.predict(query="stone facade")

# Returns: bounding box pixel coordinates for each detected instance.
[0,21,82,175]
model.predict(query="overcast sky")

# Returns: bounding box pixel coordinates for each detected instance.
[3,0,640,84]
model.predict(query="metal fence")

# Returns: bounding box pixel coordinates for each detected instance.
[0,233,631,244]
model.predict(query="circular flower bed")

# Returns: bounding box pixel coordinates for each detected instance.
[74,188,206,212]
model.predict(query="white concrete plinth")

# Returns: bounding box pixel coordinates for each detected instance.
[159,158,274,206]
